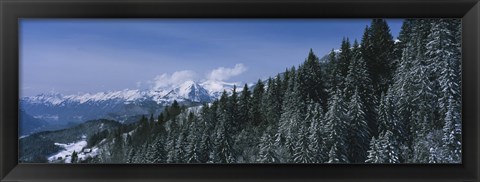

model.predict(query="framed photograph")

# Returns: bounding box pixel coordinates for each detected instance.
[1,0,479,181]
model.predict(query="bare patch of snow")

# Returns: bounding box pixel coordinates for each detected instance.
[48,140,87,163]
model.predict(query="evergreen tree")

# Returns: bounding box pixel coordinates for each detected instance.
[324,90,349,163]
[361,19,395,97]
[377,89,404,140]
[343,50,377,137]
[347,88,370,163]
[71,150,78,163]
[292,123,314,163]
[264,77,283,128]
[212,121,235,163]
[298,49,328,111]
[238,84,252,126]
[277,72,305,161]
[425,19,462,163]
[257,132,278,163]
[306,102,326,163]
[250,80,265,126]
[227,85,240,135]
[441,98,461,163]
[185,116,201,163]
[146,135,166,163]
[325,49,339,96]
[365,131,399,163]
[337,38,353,79]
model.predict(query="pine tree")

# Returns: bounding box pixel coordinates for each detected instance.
[327,143,347,163]
[212,121,235,163]
[347,88,370,163]
[306,102,326,163]
[250,80,265,126]
[337,38,353,79]
[377,89,404,140]
[423,19,462,163]
[264,77,283,128]
[325,90,349,163]
[70,150,78,163]
[227,85,240,135]
[146,135,166,163]
[343,49,377,138]
[361,19,395,97]
[198,128,213,163]
[365,130,399,163]
[238,84,252,126]
[257,132,278,163]
[277,72,305,161]
[292,122,315,163]
[441,94,461,163]
[325,49,339,95]
[297,49,328,111]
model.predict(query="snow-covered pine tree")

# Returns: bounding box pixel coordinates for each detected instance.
[347,88,370,163]
[365,130,399,163]
[306,102,326,163]
[297,49,328,111]
[325,49,340,96]
[327,143,347,163]
[292,122,315,163]
[277,70,305,162]
[344,49,377,141]
[325,90,349,163]
[425,19,462,163]
[165,123,178,163]
[146,135,166,163]
[256,132,278,163]
[185,114,201,163]
[212,120,235,163]
[377,89,402,138]
[441,97,461,163]
[198,129,213,163]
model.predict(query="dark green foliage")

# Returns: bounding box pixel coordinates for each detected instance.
[71,150,78,163]
[361,19,396,98]
[297,49,329,111]
[250,79,265,126]
[87,130,109,148]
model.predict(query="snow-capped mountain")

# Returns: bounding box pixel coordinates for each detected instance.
[20,80,239,128]
[152,80,213,103]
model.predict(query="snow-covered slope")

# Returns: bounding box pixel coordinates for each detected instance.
[154,80,213,103]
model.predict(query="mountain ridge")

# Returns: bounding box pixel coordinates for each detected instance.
[20,80,242,128]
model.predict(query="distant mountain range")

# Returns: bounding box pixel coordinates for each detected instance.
[20,80,242,132]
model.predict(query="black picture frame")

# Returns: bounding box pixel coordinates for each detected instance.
[1,0,479,181]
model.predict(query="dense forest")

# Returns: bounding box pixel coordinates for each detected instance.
[59,19,462,164]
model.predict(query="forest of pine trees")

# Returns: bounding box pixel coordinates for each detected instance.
[87,19,462,164]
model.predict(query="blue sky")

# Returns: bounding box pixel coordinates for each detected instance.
[20,19,403,97]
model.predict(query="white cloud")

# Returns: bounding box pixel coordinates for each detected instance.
[207,64,247,81]
[152,70,197,89]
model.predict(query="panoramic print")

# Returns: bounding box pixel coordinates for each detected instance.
[19,19,461,163]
